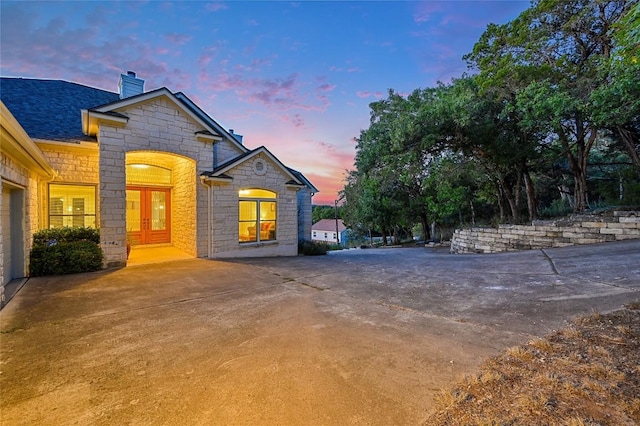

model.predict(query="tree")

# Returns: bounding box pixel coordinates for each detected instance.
[467,0,635,212]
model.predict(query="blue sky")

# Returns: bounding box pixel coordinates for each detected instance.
[1,1,529,204]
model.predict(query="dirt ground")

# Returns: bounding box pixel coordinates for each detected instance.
[1,241,639,425]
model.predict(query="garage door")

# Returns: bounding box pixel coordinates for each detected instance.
[2,185,25,286]
[2,187,13,286]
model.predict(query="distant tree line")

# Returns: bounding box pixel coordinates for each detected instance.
[341,0,640,242]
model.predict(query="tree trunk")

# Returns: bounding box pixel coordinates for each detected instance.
[499,176,519,222]
[522,166,537,223]
[617,126,640,179]
[469,199,476,225]
[420,212,430,241]
[571,125,596,212]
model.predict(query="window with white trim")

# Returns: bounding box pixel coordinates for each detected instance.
[49,184,97,228]
[238,189,276,243]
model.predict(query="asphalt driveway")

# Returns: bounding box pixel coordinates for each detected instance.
[1,240,638,425]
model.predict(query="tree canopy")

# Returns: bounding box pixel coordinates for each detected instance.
[341,0,639,243]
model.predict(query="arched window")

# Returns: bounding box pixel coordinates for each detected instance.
[238,189,276,243]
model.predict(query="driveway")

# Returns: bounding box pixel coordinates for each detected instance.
[1,240,639,425]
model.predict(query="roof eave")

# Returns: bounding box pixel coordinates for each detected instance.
[82,109,129,136]
[1,101,56,177]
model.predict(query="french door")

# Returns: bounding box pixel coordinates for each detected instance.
[126,187,171,245]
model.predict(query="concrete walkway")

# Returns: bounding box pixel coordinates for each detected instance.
[1,240,638,425]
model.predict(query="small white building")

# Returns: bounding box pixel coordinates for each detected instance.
[311,219,347,245]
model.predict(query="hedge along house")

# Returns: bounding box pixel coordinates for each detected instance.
[0,72,317,289]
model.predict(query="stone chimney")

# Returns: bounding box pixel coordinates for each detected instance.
[118,71,144,99]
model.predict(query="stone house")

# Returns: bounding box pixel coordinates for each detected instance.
[0,72,317,295]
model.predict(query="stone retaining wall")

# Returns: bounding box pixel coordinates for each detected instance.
[451,211,640,254]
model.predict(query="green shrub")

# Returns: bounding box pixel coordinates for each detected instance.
[30,227,103,276]
[539,198,573,219]
[298,240,328,256]
[32,227,100,246]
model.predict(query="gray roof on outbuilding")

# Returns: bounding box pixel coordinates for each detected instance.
[0,77,120,141]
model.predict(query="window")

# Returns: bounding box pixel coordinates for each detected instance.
[238,189,276,243]
[126,164,171,185]
[49,184,96,228]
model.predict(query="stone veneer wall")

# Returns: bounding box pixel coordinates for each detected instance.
[1,151,40,299]
[208,153,300,258]
[451,211,640,254]
[99,98,222,267]
[38,142,100,227]
[297,188,313,241]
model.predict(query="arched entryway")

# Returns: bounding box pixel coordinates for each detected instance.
[125,151,196,264]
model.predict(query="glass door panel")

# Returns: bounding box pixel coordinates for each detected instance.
[150,191,167,231]
[126,187,170,245]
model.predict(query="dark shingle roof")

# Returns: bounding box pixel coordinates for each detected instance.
[0,77,120,141]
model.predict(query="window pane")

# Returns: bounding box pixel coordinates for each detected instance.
[49,184,96,228]
[260,221,276,241]
[72,198,85,227]
[239,222,257,242]
[126,164,171,185]
[260,201,276,220]
[126,190,141,232]
[150,191,167,231]
[238,189,276,198]
[239,201,257,221]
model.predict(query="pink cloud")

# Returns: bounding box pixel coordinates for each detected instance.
[281,113,305,128]
[234,57,274,73]
[317,83,336,92]
[197,45,223,67]
[356,91,384,99]
[199,71,328,112]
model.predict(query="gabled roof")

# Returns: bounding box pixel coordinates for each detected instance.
[81,87,228,145]
[287,167,319,193]
[202,146,306,187]
[174,92,248,153]
[0,77,243,153]
[312,219,347,232]
[0,77,120,141]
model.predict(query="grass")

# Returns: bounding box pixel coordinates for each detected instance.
[427,304,640,425]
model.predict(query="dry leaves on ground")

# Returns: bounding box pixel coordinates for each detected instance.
[427,303,640,426]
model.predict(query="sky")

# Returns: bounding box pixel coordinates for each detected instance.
[0,0,529,205]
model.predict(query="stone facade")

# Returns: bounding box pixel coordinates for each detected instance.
[1,78,317,277]
[451,212,640,254]
[37,142,101,227]
[208,153,301,258]
[297,187,313,242]
[97,97,229,267]
[1,151,41,298]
